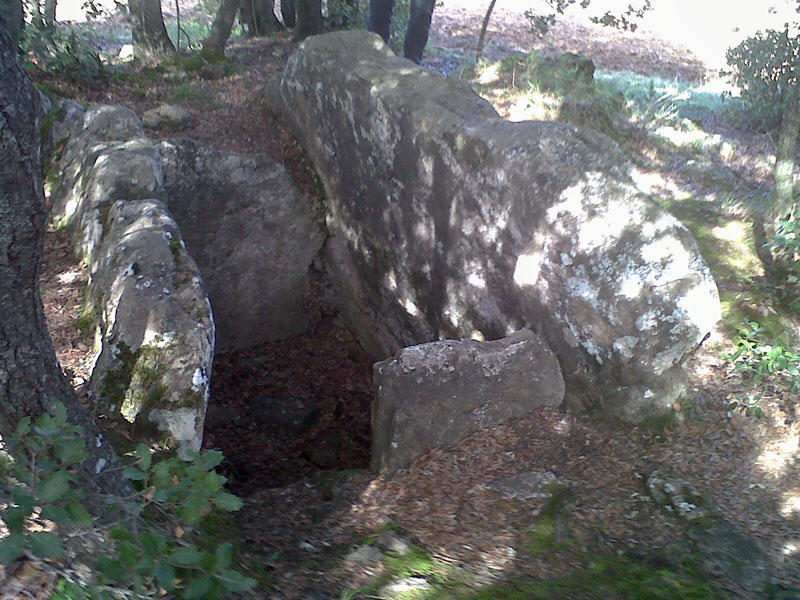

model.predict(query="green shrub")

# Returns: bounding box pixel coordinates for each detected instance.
[726,25,800,131]
[0,403,255,599]
[21,25,104,82]
[724,321,800,417]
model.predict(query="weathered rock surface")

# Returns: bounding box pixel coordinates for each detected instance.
[372,328,564,474]
[47,105,213,455]
[90,200,214,456]
[142,104,192,130]
[157,139,325,352]
[646,470,771,596]
[280,31,721,422]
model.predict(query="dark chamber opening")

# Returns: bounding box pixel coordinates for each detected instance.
[204,317,374,495]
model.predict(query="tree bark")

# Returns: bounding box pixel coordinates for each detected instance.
[773,92,800,229]
[239,0,282,36]
[280,0,294,28]
[202,0,239,57]
[129,0,175,59]
[44,0,57,27]
[0,0,23,49]
[293,0,321,40]
[0,17,133,507]
[475,0,496,63]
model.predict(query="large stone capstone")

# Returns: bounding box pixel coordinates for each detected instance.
[279,31,721,422]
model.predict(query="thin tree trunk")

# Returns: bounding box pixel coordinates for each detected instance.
[202,0,238,57]
[129,0,175,59]
[475,0,496,63]
[773,92,800,229]
[0,18,133,508]
[280,0,294,28]
[44,0,57,27]
[293,0,321,40]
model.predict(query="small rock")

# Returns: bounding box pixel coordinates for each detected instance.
[118,44,134,60]
[347,544,383,565]
[688,520,771,595]
[380,577,430,597]
[142,104,191,130]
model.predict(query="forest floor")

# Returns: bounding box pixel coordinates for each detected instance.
[34,3,800,599]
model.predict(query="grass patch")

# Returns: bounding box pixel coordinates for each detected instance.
[468,555,721,600]
[169,82,214,106]
[468,52,625,138]
[663,198,797,346]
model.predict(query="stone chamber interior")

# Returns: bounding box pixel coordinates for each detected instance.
[203,316,375,495]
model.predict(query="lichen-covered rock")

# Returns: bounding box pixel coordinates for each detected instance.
[646,470,771,596]
[90,199,214,457]
[157,139,325,351]
[280,31,721,422]
[372,328,564,474]
[142,104,191,130]
[49,104,164,264]
[45,104,213,455]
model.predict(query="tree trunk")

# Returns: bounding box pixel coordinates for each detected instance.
[239,0,282,37]
[0,0,23,49]
[280,0,294,28]
[773,92,800,229]
[0,18,133,507]
[475,0,496,63]
[44,0,57,27]
[129,0,175,59]
[293,0,321,40]
[202,0,239,57]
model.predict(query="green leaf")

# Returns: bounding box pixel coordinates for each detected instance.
[55,437,86,466]
[154,561,176,591]
[135,444,152,472]
[54,402,67,425]
[141,529,167,558]
[95,557,126,583]
[39,471,70,503]
[66,501,93,526]
[169,545,203,566]
[214,543,233,571]
[118,541,138,566]
[2,506,29,533]
[134,556,155,575]
[28,531,64,559]
[16,417,31,437]
[204,471,224,494]
[184,575,212,599]
[123,467,146,481]
[0,534,27,564]
[200,451,224,471]
[11,488,36,512]
[182,496,210,524]
[41,505,70,526]
[215,569,256,592]
[109,526,136,544]
[214,492,243,512]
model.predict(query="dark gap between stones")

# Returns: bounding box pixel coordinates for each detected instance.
[203,316,374,495]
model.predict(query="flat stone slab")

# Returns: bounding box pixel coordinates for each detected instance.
[372,328,564,475]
